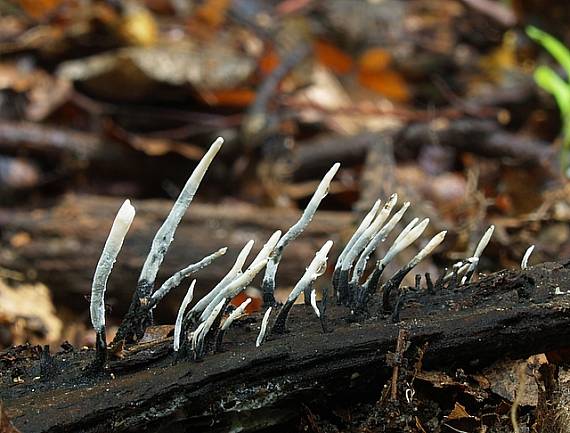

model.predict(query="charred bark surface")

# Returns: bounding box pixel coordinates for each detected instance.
[1,263,570,433]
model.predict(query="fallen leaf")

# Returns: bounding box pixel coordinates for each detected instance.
[314,40,353,74]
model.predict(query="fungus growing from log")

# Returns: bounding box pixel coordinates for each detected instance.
[310,289,320,318]
[256,307,272,347]
[90,199,136,365]
[150,247,227,308]
[262,163,340,305]
[216,297,252,351]
[272,240,333,334]
[173,280,195,352]
[333,199,382,289]
[352,201,410,286]
[521,245,535,270]
[381,231,447,312]
[113,137,224,344]
[190,240,255,316]
[338,194,398,296]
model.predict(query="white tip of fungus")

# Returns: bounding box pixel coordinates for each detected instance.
[473,225,495,259]
[90,199,136,333]
[521,245,535,270]
[383,218,429,265]
[408,230,446,267]
[335,199,382,271]
[310,289,320,318]
[173,279,196,352]
[256,307,272,347]
[138,137,224,291]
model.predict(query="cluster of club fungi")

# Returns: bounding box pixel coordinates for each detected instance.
[90,137,533,369]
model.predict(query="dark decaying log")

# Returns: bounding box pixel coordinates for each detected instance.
[1,262,570,432]
[0,195,352,320]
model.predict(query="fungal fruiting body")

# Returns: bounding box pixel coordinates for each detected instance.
[137,137,224,292]
[190,240,255,317]
[90,155,502,365]
[272,240,333,334]
[381,230,447,312]
[113,137,225,345]
[262,163,340,305]
[521,245,535,270]
[150,247,227,308]
[352,201,411,286]
[90,199,136,364]
[174,280,196,352]
[256,307,273,347]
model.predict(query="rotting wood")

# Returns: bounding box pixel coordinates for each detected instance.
[1,262,570,433]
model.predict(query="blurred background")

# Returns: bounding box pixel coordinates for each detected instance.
[0,0,569,351]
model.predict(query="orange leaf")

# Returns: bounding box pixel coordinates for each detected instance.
[18,0,63,20]
[358,47,392,73]
[259,47,280,76]
[195,0,231,28]
[314,40,353,74]
[198,88,256,107]
[358,70,410,102]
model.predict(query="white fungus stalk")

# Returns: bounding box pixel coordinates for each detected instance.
[195,298,226,355]
[404,231,447,270]
[173,280,196,352]
[352,202,410,284]
[251,230,282,267]
[310,289,320,318]
[151,247,227,305]
[137,137,224,294]
[381,218,429,266]
[256,307,272,347]
[287,240,333,303]
[200,258,268,321]
[221,298,252,331]
[191,321,206,353]
[190,240,255,315]
[334,199,381,273]
[341,194,397,272]
[90,199,136,335]
[391,217,420,251]
[521,245,535,270]
[380,231,446,309]
[466,225,494,275]
[262,163,340,300]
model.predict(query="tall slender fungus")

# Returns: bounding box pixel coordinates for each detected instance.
[190,240,256,316]
[381,231,446,311]
[262,163,340,305]
[114,137,224,344]
[272,240,333,334]
[138,137,224,293]
[464,225,494,282]
[90,199,135,364]
[174,280,196,352]
[352,201,410,285]
[333,199,382,287]
[521,245,535,270]
[256,307,273,347]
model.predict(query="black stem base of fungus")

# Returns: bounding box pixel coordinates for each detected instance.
[261,279,276,307]
[271,301,293,335]
[112,285,154,346]
[93,329,107,369]
[3,263,570,433]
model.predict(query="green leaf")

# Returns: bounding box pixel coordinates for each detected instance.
[527,26,570,81]
[534,65,570,117]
